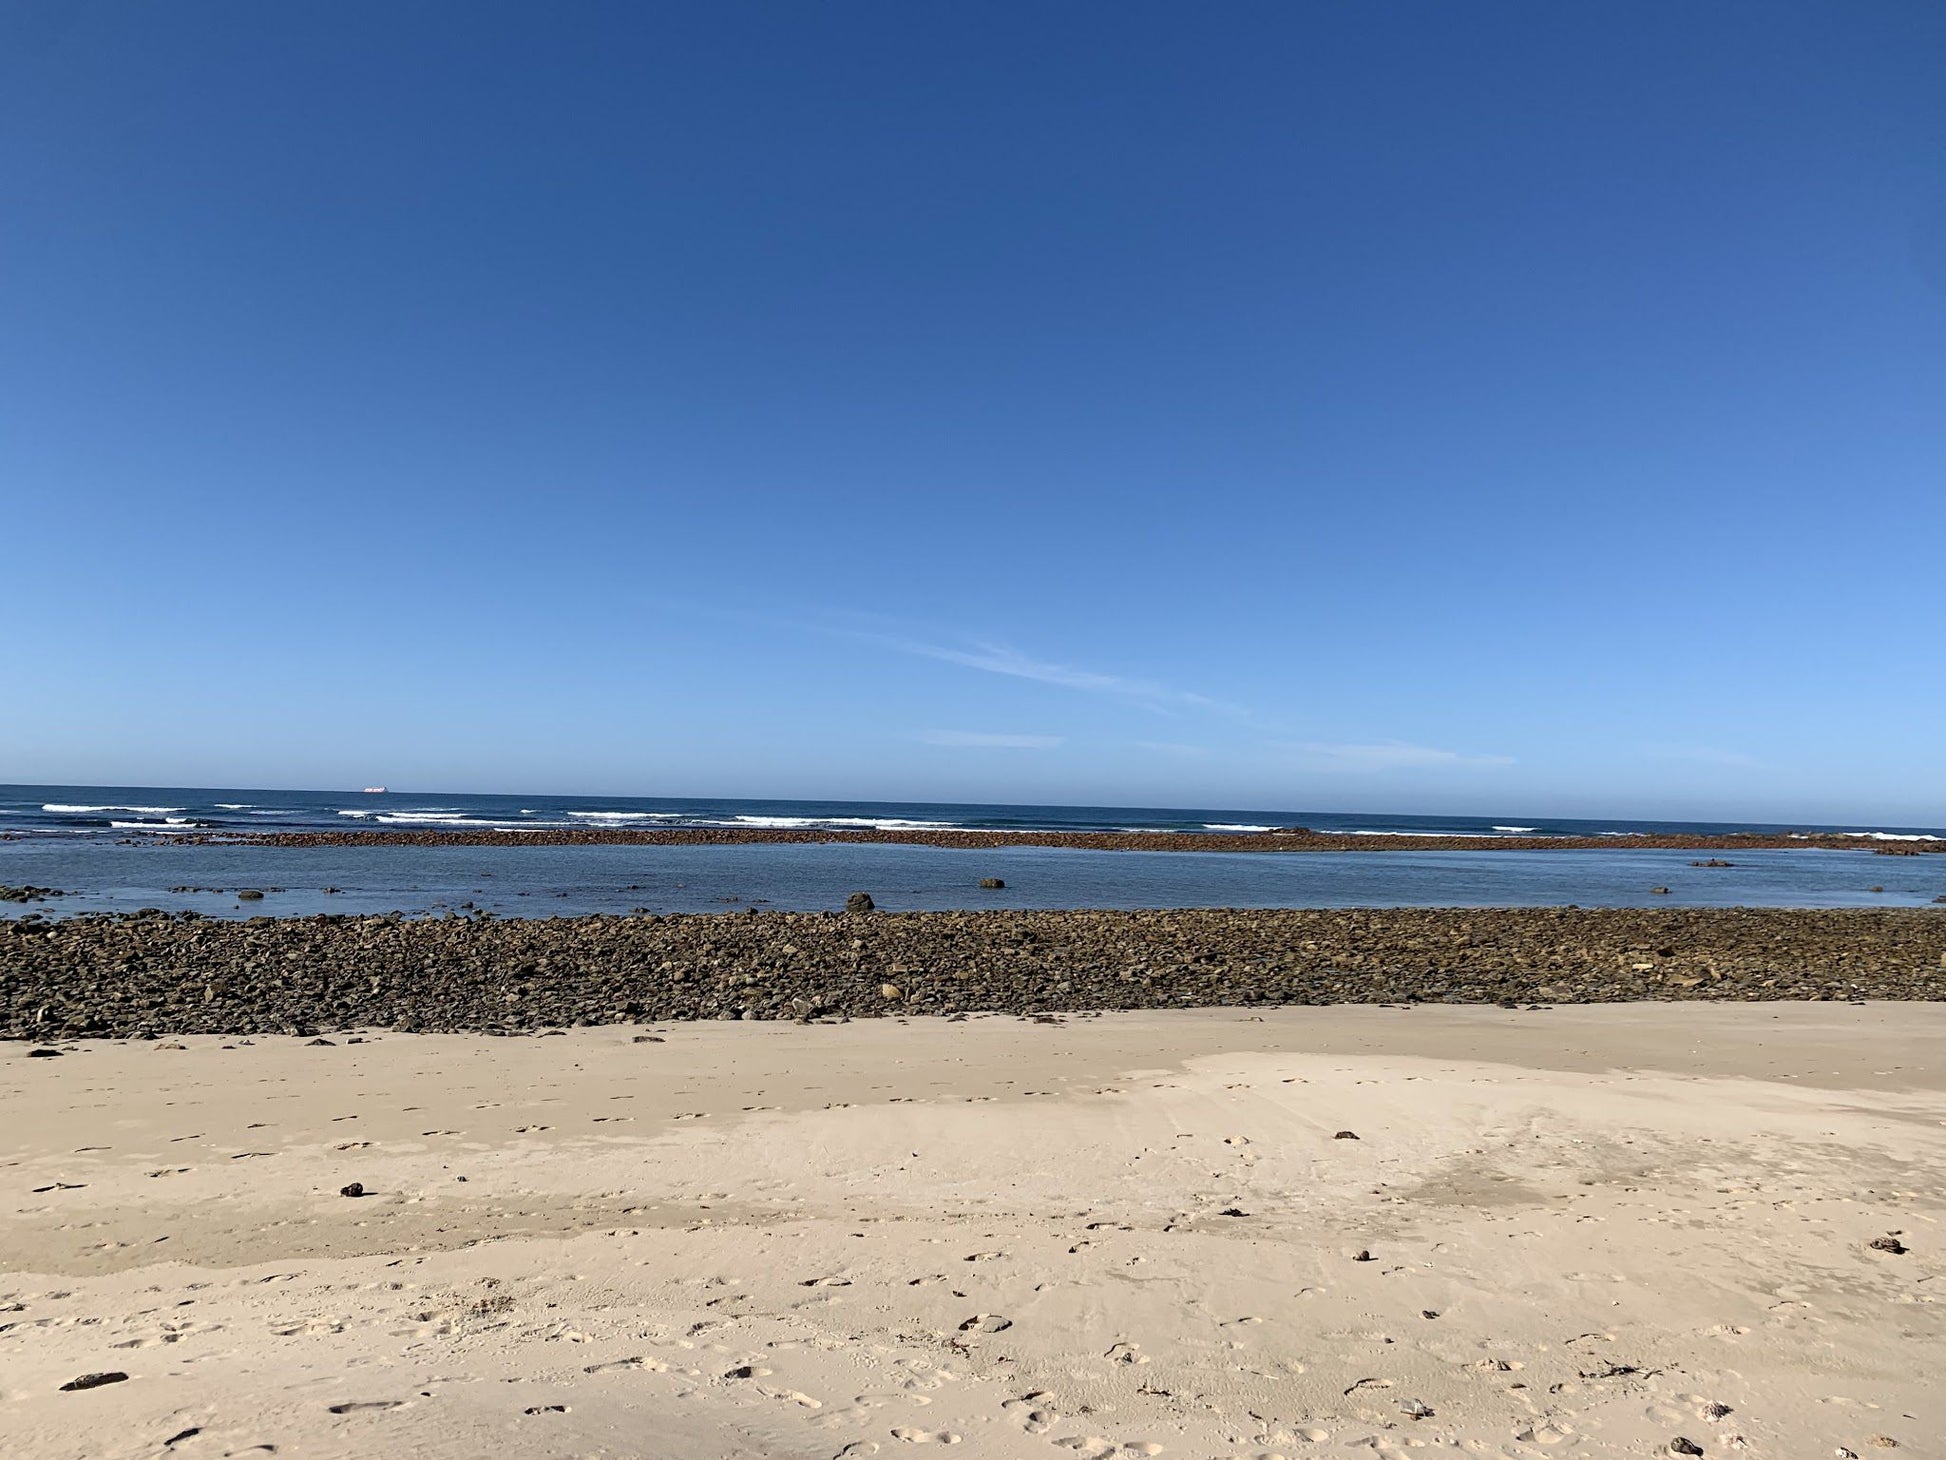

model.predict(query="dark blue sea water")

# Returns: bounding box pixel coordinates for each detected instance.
[2,786,1942,918]
[6,783,1944,842]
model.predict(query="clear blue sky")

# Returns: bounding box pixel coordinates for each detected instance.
[4,2,1942,822]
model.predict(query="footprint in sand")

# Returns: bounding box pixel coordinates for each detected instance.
[1515,1425,1575,1445]
[957,1314,1012,1334]
[584,1356,669,1374]
[328,1400,406,1414]
[1003,1394,1060,1433]
[890,1428,961,1444]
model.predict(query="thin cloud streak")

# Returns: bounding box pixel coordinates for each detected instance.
[1640,744,1761,769]
[919,730,1064,749]
[865,632,1245,716]
[1281,740,1515,772]
[1133,740,1210,757]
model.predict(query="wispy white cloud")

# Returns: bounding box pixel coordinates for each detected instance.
[1640,744,1760,769]
[919,730,1065,749]
[1280,740,1515,772]
[864,632,1243,716]
[1133,740,1210,757]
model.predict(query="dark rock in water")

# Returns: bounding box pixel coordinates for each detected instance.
[1333,1129,1359,1140]
[845,891,876,913]
[27,1047,62,1058]
[1868,1234,1908,1254]
[0,885,64,903]
[1650,886,1671,895]
[979,878,1006,889]
[236,890,266,901]
[340,1181,366,1198]
[60,1372,128,1392]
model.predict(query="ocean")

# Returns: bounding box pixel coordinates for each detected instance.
[3,785,1942,919]
[7,784,1944,842]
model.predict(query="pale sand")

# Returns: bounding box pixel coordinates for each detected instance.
[3,1005,1941,1459]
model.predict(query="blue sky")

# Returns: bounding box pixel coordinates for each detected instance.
[4,2,1943,822]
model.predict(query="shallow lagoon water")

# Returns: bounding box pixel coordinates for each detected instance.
[2,840,1940,918]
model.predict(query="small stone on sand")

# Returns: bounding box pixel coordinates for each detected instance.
[60,1372,128,1392]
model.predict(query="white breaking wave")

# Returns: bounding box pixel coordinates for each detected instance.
[370,813,539,828]
[340,808,469,821]
[1204,823,1274,832]
[45,803,185,814]
[1493,825,1541,833]
[1836,830,1943,842]
[563,810,688,822]
[723,815,961,831]
[214,803,254,810]
[109,819,196,831]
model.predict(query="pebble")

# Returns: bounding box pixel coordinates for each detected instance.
[1868,1235,1908,1255]
[340,1182,365,1198]
[59,1372,128,1392]
[1333,1130,1359,1140]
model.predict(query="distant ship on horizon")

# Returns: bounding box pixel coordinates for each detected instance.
[361,786,387,794]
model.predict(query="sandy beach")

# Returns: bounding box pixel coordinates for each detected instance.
[4,1003,1940,1458]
